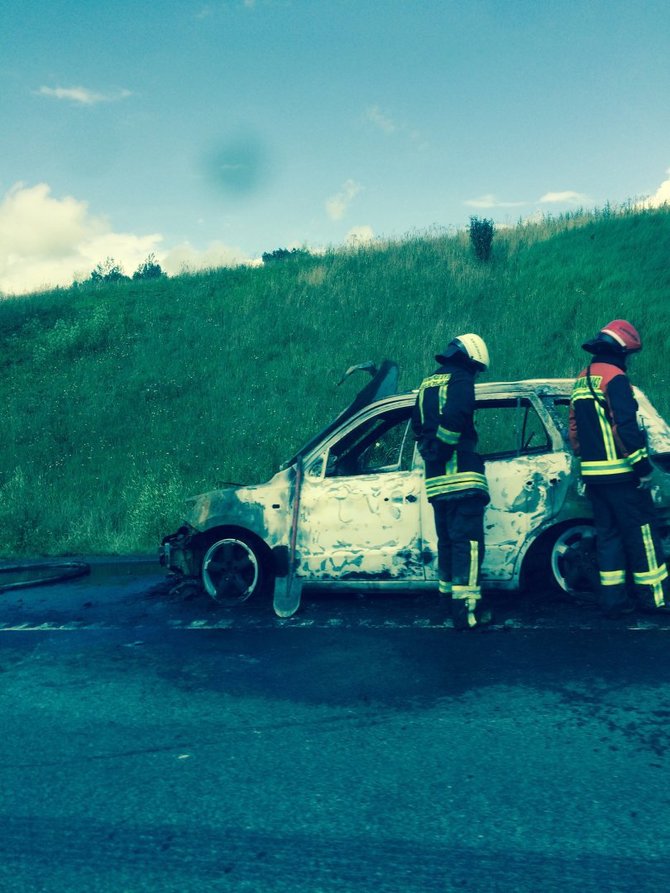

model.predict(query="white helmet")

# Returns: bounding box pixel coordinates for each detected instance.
[436,333,489,371]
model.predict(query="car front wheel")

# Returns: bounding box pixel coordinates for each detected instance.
[201,536,269,604]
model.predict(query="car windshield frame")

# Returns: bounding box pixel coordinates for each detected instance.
[280,360,399,469]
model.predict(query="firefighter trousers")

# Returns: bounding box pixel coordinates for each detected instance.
[432,494,486,629]
[586,481,669,615]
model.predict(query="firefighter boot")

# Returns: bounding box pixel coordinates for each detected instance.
[452,595,476,630]
[599,578,635,619]
[451,588,491,630]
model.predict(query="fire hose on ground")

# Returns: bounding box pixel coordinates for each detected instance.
[0,561,91,594]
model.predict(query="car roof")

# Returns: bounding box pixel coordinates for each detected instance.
[343,380,575,417]
[476,378,574,397]
[402,379,575,399]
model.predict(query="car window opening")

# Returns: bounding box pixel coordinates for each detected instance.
[476,398,552,460]
[325,407,413,477]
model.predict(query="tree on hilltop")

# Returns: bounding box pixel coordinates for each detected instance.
[89,257,129,283]
[133,254,164,280]
[262,247,311,264]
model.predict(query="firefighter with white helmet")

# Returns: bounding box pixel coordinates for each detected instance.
[411,333,491,629]
[569,319,670,617]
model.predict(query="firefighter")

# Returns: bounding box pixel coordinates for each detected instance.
[412,334,491,629]
[569,319,669,617]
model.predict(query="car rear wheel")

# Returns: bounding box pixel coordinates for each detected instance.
[201,536,269,604]
[549,524,598,593]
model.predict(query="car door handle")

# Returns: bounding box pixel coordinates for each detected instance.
[384,494,417,503]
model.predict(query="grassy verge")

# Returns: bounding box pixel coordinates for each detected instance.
[1,206,669,556]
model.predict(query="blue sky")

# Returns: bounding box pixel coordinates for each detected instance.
[1,0,669,294]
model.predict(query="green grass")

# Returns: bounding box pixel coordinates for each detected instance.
[1,205,669,556]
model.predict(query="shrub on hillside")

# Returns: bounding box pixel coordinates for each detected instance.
[262,247,311,264]
[469,217,495,261]
[90,257,129,283]
[133,254,165,281]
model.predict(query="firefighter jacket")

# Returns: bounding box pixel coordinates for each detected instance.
[411,360,489,502]
[569,358,653,484]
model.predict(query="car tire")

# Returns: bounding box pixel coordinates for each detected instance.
[201,535,271,605]
[548,523,598,594]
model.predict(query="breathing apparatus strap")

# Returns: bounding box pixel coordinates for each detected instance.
[586,363,611,420]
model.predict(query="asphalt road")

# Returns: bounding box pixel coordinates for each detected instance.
[1,560,670,893]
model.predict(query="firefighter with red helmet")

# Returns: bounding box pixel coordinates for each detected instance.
[412,334,491,629]
[569,320,669,617]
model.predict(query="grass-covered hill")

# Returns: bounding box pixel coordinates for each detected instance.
[1,206,669,557]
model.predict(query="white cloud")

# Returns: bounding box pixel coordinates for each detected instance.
[464,194,527,209]
[345,225,375,245]
[636,169,670,208]
[0,183,256,296]
[365,105,396,134]
[162,241,256,275]
[364,105,430,149]
[518,210,545,225]
[465,189,595,210]
[539,190,591,205]
[326,179,362,221]
[0,183,260,295]
[0,183,159,295]
[37,86,131,105]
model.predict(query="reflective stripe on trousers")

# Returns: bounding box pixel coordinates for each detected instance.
[587,482,669,611]
[634,524,668,607]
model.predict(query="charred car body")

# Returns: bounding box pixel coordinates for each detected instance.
[160,362,670,615]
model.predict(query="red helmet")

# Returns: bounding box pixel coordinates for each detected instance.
[582,319,642,355]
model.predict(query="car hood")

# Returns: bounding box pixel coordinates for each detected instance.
[182,469,293,539]
[280,359,399,468]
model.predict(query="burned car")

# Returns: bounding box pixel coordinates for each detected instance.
[160,361,670,616]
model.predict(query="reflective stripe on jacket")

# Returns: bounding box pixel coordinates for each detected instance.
[411,361,489,501]
[568,360,652,482]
